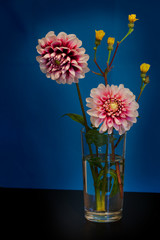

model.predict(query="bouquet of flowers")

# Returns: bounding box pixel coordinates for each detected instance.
[36,14,150,222]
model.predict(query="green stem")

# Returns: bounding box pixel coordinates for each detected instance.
[107,50,112,64]
[94,47,97,61]
[95,188,102,211]
[136,84,146,102]
[119,28,134,44]
[76,83,89,132]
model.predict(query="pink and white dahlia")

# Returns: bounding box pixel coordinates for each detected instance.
[36,31,90,84]
[86,84,139,135]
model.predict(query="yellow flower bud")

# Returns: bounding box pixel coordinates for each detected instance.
[107,37,115,46]
[128,14,139,23]
[95,30,105,41]
[140,63,151,73]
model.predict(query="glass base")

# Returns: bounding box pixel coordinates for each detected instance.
[85,210,122,223]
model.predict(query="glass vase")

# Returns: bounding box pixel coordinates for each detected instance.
[81,128,126,222]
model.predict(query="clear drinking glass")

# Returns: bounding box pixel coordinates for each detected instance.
[81,128,126,222]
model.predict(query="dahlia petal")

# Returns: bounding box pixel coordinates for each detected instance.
[43,53,50,59]
[86,97,93,103]
[99,119,108,133]
[64,63,71,72]
[107,118,113,128]
[90,88,101,98]
[114,117,121,125]
[54,71,61,79]
[51,40,61,48]
[86,103,96,108]
[118,125,125,135]
[120,113,126,118]
[57,32,67,40]
[68,38,82,48]
[46,72,51,78]
[66,77,74,84]
[67,34,77,41]
[73,64,83,72]
[126,116,137,123]
[83,67,90,73]
[55,47,63,52]
[113,122,120,131]
[78,73,85,79]
[98,111,107,119]
[118,84,124,90]
[126,111,138,117]
[71,59,78,65]
[45,31,57,42]
[38,38,47,47]
[51,73,56,80]
[111,85,119,97]
[45,31,55,38]
[36,45,45,55]
[77,47,86,54]
[40,64,47,73]
[87,109,99,117]
[56,78,63,84]
[130,101,139,109]
[121,119,128,128]
[77,40,82,47]
[98,84,105,90]
[78,54,89,62]
[69,68,75,77]
[107,127,113,134]
[36,56,46,63]
[93,98,103,105]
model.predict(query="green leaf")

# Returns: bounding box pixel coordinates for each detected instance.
[109,169,119,198]
[62,113,85,126]
[86,129,108,147]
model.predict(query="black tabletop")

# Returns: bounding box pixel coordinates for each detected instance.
[1,187,160,238]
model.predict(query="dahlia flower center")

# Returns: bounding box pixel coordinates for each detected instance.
[109,101,118,111]
[103,99,122,116]
[55,59,61,65]
[49,53,67,71]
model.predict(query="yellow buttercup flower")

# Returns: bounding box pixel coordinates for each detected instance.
[140,63,151,73]
[107,37,115,46]
[95,30,105,41]
[128,14,139,23]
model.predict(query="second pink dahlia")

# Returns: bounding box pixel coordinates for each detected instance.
[36,31,90,84]
[86,84,139,135]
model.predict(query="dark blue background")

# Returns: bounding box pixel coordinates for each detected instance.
[0,0,159,192]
